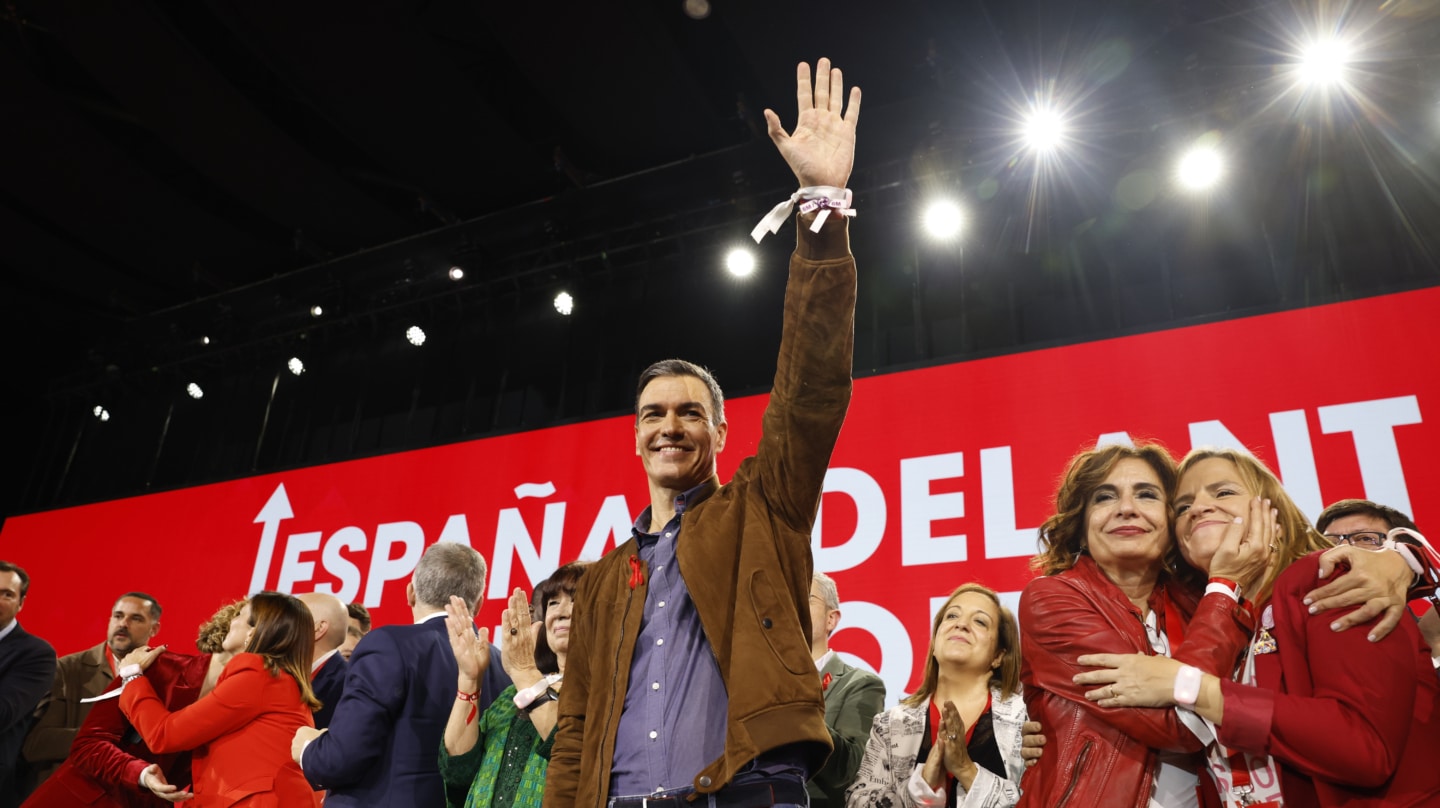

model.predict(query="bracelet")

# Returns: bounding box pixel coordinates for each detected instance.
[750,186,855,242]
[513,673,563,710]
[1173,665,1203,707]
[120,663,144,684]
[456,690,480,724]
[1205,576,1242,602]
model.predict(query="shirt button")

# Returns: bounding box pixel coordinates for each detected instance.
[652,682,660,690]
[664,532,672,538]
[658,601,666,608]
[656,638,664,646]
[649,730,658,739]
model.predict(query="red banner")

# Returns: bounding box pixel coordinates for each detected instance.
[5,286,1436,705]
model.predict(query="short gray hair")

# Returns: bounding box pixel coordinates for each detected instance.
[413,543,487,611]
[635,359,725,425]
[812,571,839,611]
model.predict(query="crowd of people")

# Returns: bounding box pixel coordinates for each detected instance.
[3,56,1440,808]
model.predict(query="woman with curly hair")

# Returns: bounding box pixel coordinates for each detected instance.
[116,591,320,806]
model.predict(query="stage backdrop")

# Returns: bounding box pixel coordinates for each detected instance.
[5,286,1436,706]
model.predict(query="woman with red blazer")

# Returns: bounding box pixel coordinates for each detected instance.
[117,592,321,807]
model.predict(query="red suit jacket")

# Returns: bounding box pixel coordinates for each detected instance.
[22,651,210,808]
[1218,552,1440,807]
[120,653,318,808]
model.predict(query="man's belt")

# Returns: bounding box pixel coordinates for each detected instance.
[609,780,809,808]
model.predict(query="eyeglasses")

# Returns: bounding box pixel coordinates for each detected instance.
[1324,531,1388,549]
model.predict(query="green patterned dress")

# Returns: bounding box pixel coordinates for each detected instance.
[439,684,556,808]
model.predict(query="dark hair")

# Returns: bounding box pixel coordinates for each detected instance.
[531,562,589,675]
[245,591,321,710]
[118,592,162,621]
[413,543,487,611]
[902,583,1021,706]
[0,561,31,600]
[635,359,725,425]
[1033,443,1196,588]
[1316,498,1419,535]
[196,599,246,654]
[346,602,372,633]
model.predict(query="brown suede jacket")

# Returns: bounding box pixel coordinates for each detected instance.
[543,214,855,808]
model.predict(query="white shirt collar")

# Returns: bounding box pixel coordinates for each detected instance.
[311,647,340,673]
[416,611,447,625]
[814,649,835,671]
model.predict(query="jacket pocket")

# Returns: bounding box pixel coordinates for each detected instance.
[219,774,274,805]
[748,569,812,676]
[1055,738,1093,808]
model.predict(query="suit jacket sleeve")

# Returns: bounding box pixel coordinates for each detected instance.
[846,708,917,808]
[0,630,56,733]
[67,678,151,792]
[21,651,81,765]
[301,627,404,788]
[543,570,597,808]
[120,661,268,753]
[1020,577,1203,752]
[812,669,885,800]
[1217,557,1417,788]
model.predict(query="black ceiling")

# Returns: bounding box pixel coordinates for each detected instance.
[4,0,1440,517]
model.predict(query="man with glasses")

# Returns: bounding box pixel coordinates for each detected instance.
[1317,499,1440,665]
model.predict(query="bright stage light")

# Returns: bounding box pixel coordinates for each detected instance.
[1023,108,1066,152]
[448,266,465,281]
[186,383,204,400]
[1296,38,1352,87]
[922,200,965,241]
[92,405,110,422]
[554,292,574,316]
[201,336,211,345]
[288,357,305,376]
[1176,146,1224,191]
[726,248,756,277]
[406,325,426,346]
[310,305,324,318]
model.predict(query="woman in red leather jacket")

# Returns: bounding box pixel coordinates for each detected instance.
[1015,443,1267,808]
[1074,448,1440,807]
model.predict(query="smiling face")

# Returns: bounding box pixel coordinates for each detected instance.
[1173,456,1250,573]
[1084,457,1171,575]
[635,374,727,495]
[931,591,1002,674]
[107,596,160,657]
[543,591,574,660]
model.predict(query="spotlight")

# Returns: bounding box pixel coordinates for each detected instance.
[201,336,211,346]
[922,200,965,241]
[92,405,110,422]
[448,266,465,281]
[726,248,756,277]
[1296,38,1351,87]
[310,305,324,318]
[683,0,711,19]
[1175,146,1224,191]
[406,326,426,346]
[554,292,574,316]
[186,383,204,400]
[1022,108,1066,153]
[288,357,305,376]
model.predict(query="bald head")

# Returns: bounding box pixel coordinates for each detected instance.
[298,591,350,655]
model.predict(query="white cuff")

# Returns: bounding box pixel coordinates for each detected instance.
[905,764,946,808]
[1204,581,1241,602]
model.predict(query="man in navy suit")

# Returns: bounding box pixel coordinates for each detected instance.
[292,543,510,807]
[298,591,350,730]
[0,561,57,808]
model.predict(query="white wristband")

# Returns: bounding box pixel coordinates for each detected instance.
[750,186,855,242]
[1173,665,1202,707]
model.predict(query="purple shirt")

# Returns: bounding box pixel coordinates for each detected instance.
[609,486,810,798]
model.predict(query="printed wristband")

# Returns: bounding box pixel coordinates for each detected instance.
[1205,576,1241,602]
[750,186,855,242]
[513,673,563,709]
[1173,665,1203,707]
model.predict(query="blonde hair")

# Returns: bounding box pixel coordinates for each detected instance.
[1176,448,1330,605]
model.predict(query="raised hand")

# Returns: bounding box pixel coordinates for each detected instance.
[938,700,977,785]
[764,58,861,189]
[499,587,543,683]
[445,595,491,687]
[1207,496,1277,595]
[118,644,166,672]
